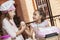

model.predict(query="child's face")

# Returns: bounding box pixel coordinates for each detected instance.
[8,10,15,18]
[33,11,42,21]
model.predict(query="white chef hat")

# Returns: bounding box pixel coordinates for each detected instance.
[0,1,15,12]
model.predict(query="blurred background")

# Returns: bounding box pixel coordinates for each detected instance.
[0,0,60,28]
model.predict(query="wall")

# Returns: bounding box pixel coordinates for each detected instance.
[25,0,35,22]
[15,0,35,22]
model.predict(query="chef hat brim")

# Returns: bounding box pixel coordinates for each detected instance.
[0,1,15,11]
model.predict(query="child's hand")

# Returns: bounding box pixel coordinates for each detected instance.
[20,21,26,29]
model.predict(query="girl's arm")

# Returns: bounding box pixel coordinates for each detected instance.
[25,26,33,38]
[3,20,26,38]
[25,24,36,39]
[16,21,26,36]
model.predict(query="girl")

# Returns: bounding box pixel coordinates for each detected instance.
[30,10,49,40]
[0,1,26,40]
[30,10,49,29]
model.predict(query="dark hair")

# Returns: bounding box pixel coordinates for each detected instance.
[34,10,46,22]
[13,15,21,27]
[0,11,11,35]
[0,11,2,28]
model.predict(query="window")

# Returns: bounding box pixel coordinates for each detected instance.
[35,0,49,17]
[35,0,54,26]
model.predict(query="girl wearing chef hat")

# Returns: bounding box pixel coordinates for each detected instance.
[0,1,26,40]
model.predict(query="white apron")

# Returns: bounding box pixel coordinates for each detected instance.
[2,18,24,40]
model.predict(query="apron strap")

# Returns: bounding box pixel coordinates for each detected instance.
[0,35,10,39]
